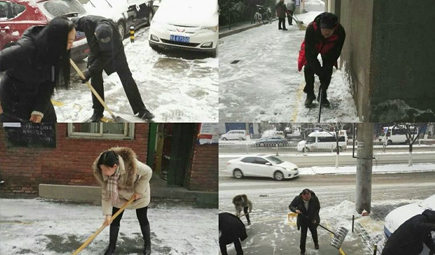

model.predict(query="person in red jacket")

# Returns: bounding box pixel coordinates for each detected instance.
[298,12,346,107]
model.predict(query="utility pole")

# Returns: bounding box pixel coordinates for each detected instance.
[355,122,374,214]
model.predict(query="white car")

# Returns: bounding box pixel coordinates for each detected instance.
[384,195,435,254]
[221,130,246,140]
[226,154,299,181]
[148,0,218,57]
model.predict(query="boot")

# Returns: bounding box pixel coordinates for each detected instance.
[137,108,155,121]
[141,224,151,255]
[104,226,120,255]
[88,111,103,122]
[304,92,316,106]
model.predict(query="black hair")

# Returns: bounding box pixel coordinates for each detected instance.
[98,150,119,168]
[35,17,74,89]
[301,189,312,195]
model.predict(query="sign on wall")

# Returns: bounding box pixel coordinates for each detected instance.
[197,123,219,145]
[2,122,56,148]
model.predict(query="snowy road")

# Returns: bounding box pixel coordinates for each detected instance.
[219,173,435,255]
[219,12,359,123]
[52,27,218,122]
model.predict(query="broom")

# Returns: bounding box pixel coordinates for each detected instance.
[71,196,135,255]
[292,15,306,30]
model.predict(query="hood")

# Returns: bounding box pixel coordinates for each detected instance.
[93,147,138,187]
[422,209,435,223]
[279,161,298,170]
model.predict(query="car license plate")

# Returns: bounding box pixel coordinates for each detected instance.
[170,35,190,43]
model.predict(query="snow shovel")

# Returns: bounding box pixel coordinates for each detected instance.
[69,59,126,123]
[71,196,135,255]
[288,213,348,250]
[317,85,323,123]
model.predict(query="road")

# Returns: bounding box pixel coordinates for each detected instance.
[219,151,435,172]
[219,173,435,255]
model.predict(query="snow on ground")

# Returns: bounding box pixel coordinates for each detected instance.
[53,28,218,122]
[219,11,359,123]
[0,199,218,255]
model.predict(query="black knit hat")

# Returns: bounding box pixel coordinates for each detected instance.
[319,12,337,29]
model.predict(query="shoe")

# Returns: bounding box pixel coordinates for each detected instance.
[315,243,319,249]
[279,28,282,30]
[320,95,330,108]
[283,28,288,30]
[304,93,316,106]
[137,108,155,121]
[88,111,103,122]
[104,226,120,255]
[247,222,251,226]
[300,252,305,255]
[140,224,151,255]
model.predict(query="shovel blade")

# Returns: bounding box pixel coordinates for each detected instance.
[330,227,348,249]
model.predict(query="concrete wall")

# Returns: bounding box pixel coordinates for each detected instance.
[339,0,374,122]
[369,0,435,122]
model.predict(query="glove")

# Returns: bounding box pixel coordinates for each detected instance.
[81,69,91,83]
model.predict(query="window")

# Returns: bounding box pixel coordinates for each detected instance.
[0,1,25,20]
[254,157,268,165]
[67,123,135,140]
[241,157,256,163]
[266,156,283,164]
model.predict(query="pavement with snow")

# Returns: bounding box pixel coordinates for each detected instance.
[0,199,218,255]
[219,8,359,123]
[53,27,218,122]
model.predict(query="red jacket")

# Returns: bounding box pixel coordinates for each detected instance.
[297,14,345,72]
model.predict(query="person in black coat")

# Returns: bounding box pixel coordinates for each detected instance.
[289,189,321,255]
[72,15,154,122]
[219,212,248,255]
[297,12,346,107]
[382,209,435,255]
[0,17,75,123]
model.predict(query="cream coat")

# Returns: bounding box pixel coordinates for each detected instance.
[93,147,152,215]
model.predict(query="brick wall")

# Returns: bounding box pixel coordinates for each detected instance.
[186,142,218,192]
[0,124,149,195]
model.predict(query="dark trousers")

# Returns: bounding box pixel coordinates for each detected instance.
[278,18,286,29]
[110,206,149,227]
[219,239,244,255]
[287,11,294,25]
[303,64,333,95]
[243,207,251,224]
[90,66,146,115]
[300,223,318,253]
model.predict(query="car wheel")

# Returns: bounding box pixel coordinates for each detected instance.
[302,147,310,153]
[117,21,126,39]
[387,140,393,145]
[233,169,243,179]
[273,171,284,181]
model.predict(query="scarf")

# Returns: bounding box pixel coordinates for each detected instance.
[106,166,120,205]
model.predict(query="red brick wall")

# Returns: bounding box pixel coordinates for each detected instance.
[0,124,149,195]
[186,142,218,192]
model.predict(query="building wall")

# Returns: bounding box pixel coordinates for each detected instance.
[369,1,435,122]
[186,143,218,192]
[339,0,374,121]
[0,124,149,195]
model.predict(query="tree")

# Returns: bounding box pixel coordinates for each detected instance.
[403,123,427,166]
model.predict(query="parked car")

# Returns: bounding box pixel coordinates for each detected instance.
[221,130,246,141]
[383,195,435,254]
[0,0,88,61]
[226,154,299,181]
[84,0,154,38]
[297,130,348,152]
[255,136,288,147]
[148,0,218,57]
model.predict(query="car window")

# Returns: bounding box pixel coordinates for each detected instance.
[39,0,86,19]
[266,156,283,164]
[241,157,256,163]
[0,1,24,20]
[306,137,315,143]
[254,158,268,164]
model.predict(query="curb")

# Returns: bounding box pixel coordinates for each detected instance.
[219,23,262,38]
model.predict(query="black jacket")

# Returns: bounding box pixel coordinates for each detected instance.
[219,212,248,245]
[382,209,435,255]
[304,13,345,74]
[289,190,321,230]
[73,15,125,76]
[0,26,56,118]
